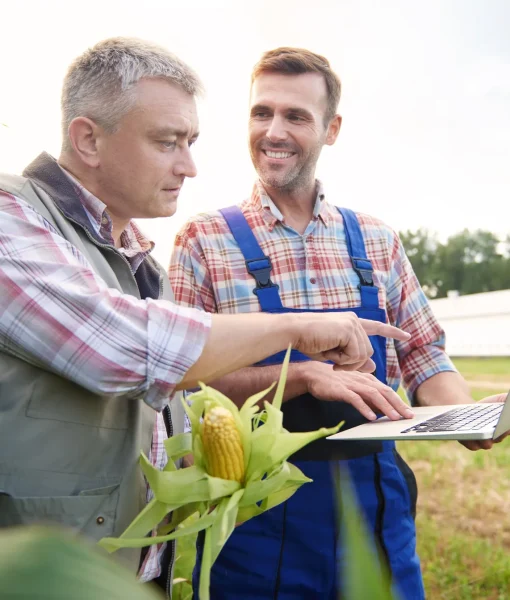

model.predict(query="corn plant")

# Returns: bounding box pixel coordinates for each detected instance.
[99,347,343,600]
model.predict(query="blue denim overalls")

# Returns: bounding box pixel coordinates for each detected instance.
[193,206,424,600]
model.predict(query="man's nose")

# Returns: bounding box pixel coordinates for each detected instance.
[174,147,197,178]
[265,116,288,143]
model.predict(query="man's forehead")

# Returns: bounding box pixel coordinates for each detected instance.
[250,72,328,110]
[129,79,199,134]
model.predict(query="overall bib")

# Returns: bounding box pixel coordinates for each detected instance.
[193,207,424,600]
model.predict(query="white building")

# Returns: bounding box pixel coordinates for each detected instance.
[429,289,510,357]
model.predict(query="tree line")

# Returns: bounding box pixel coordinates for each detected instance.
[399,229,510,299]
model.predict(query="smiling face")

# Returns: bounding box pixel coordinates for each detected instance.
[249,72,340,194]
[95,77,199,221]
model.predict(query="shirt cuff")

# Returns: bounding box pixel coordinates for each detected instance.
[401,345,458,405]
[144,301,212,410]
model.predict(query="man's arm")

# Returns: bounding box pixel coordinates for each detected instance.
[0,192,408,411]
[179,312,411,390]
[207,362,414,421]
[0,191,210,410]
[386,231,461,405]
[414,371,472,406]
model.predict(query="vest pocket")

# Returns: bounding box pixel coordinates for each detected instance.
[0,484,120,539]
[26,373,130,430]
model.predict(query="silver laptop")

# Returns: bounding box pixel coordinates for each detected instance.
[327,391,510,441]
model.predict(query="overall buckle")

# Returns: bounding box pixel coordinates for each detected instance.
[351,256,374,287]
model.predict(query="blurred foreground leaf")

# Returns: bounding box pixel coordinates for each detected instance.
[0,526,162,600]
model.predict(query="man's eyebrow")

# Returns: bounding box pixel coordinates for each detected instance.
[250,104,314,120]
[150,126,199,138]
[285,107,314,119]
[250,104,272,114]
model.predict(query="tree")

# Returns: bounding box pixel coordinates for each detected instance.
[399,228,510,299]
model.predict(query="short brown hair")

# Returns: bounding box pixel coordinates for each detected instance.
[251,47,341,125]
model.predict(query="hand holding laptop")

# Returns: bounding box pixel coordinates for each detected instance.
[461,392,510,451]
[328,390,510,445]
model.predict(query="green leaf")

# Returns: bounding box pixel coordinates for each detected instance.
[111,497,171,543]
[164,432,193,467]
[334,471,397,600]
[237,463,311,522]
[100,508,219,552]
[265,422,344,469]
[140,456,238,505]
[271,345,291,410]
[0,526,162,599]
[239,462,309,507]
[209,489,244,566]
[207,475,242,499]
[239,384,275,467]
[157,502,201,535]
[199,489,244,600]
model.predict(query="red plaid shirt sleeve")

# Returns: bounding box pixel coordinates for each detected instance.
[385,231,456,400]
[0,191,211,410]
[170,221,218,313]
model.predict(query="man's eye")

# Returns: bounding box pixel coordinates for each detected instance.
[160,141,176,149]
[253,112,269,118]
[288,115,303,122]
[188,139,197,148]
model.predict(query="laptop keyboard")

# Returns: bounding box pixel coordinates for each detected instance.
[401,404,503,433]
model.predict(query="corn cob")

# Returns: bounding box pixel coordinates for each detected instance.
[202,406,245,483]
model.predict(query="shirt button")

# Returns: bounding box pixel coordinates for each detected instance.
[101,216,108,225]
[310,277,317,284]
[96,516,105,525]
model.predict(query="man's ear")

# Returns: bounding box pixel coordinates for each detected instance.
[325,114,342,146]
[67,117,101,167]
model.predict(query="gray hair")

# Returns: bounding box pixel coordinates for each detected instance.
[61,37,203,151]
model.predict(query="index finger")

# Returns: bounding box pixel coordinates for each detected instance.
[359,319,411,342]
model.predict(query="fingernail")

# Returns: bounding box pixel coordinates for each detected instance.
[391,410,400,419]
[404,409,414,418]
[368,411,377,420]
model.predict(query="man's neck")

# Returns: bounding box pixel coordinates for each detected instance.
[58,155,128,248]
[265,180,317,234]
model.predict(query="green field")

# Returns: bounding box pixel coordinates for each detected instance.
[172,357,510,600]
[397,357,510,599]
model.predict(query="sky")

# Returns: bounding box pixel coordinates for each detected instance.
[1,0,509,265]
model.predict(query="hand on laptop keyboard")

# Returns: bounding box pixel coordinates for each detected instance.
[303,362,415,421]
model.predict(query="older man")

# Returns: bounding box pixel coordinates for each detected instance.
[0,38,409,597]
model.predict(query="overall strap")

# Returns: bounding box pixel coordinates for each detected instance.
[219,206,283,310]
[337,207,379,309]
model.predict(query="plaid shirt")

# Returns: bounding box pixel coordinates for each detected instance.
[0,171,211,582]
[169,181,456,399]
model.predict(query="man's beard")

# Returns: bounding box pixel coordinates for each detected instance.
[252,143,321,193]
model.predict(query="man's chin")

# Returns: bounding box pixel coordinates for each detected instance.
[258,173,294,191]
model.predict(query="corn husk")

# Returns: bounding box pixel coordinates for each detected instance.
[99,347,343,599]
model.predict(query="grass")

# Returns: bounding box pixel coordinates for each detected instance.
[397,356,510,599]
[172,357,510,599]
[452,357,509,378]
